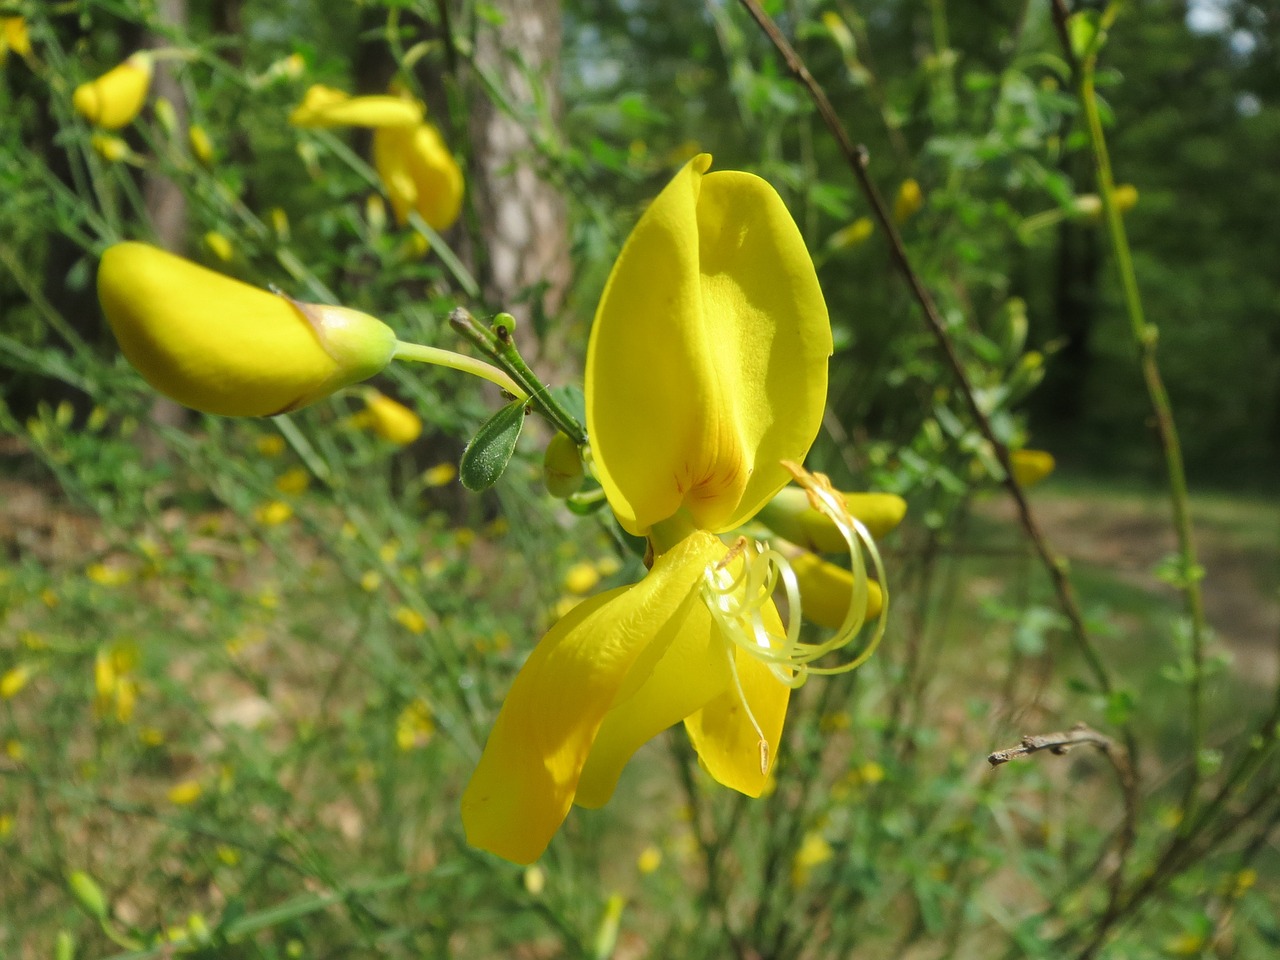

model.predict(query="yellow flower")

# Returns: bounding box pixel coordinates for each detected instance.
[894,178,923,223]
[1,18,32,65]
[1,665,33,699]
[562,562,601,596]
[253,501,293,526]
[1010,449,1055,488]
[757,486,906,553]
[394,606,427,635]
[189,124,214,164]
[422,463,457,487]
[274,467,310,494]
[97,242,397,417]
[256,434,286,457]
[636,845,663,874]
[90,134,131,163]
[395,698,435,751]
[288,84,423,128]
[203,231,234,263]
[73,53,153,129]
[373,121,465,232]
[462,156,887,864]
[361,390,422,445]
[828,216,874,250]
[167,780,203,805]
[86,562,131,587]
[790,831,833,887]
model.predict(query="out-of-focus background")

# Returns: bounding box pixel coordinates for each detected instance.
[2,1,1277,957]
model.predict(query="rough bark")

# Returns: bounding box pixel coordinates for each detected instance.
[469,0,571,369]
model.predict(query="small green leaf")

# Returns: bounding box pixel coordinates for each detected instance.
[460,400,526,491]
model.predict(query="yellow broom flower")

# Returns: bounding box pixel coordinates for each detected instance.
[73,53,153,129]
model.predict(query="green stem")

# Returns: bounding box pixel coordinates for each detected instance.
[1073,3,1209,820]
[448,309,587,444]
[392,340,525,399]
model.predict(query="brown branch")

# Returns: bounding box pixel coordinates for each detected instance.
[734,0,1113,700]
[988,722,1123,768]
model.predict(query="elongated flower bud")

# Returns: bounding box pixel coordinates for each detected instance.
[789,551,884,629]
[756,486,906,553]
[288,84,423,128]
[98,242,396,417]
[73,53,153,129]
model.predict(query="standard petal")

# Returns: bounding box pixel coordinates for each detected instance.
[461,531,724,864]
[98,243,394,416]
[587,155,831,537]
[684,599,791,797]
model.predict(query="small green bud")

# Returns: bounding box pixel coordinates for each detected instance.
[67,871,108,921]
[55,931,76,960]
[492,312,517,337]
[543,432,585,499]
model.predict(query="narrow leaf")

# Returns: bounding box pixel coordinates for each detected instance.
[460,400,526,491]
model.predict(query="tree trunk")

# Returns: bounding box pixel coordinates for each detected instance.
[469,0,570,370]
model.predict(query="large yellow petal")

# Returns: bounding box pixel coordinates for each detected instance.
[462,531,725,864]
[576,532,733,807]
[586,155,831,537]
[684,600,791,797]
[98,242,396,417]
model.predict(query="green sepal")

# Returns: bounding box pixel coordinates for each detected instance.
[460,400,527,491]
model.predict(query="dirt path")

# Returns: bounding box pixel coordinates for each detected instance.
[981,487,1280,687]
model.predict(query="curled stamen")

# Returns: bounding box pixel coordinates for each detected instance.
[700,462,889,690]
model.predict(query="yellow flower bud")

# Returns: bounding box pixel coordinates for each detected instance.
[1,664,33,699]
[422,462,457,487]
[90,134,130,163]
[67,871,109,921]
[167,779,203,805]
[288,85,423,128]
[153,96,178,134]
[1113,183,1139,212]
[1010,449,1055,488]
[361,390,422,445]
[2,18,32,64]
[757,486,906,553]
[790,551,884,629]
[203,231,233,263]
[188,124,214,165]
[73,53,153,129]
[894,178,923,223]
[98,242,397,417]
[828,216,874,250]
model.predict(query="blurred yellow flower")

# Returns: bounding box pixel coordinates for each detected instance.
[203,231,234,263]
[1,17,32,65]
[394,606,428,635]
[1010,449,1055,488]
[289,84,423,128]
[894,178,923,223]
[86,562,131,587]
[373,121,465,232]
[422,463,457,487]
[98,242,396,417]
[256,434,286,457]
[167,780,203,805]
[523,864,546,895]
[1,665,33,699]
[359,570,382,592]
[828,216,874,250]
[274,467,310,495]
[561,561,601,596]
[395,698,435,751]
[188,125,214,165]
[254,501,293,526]
[361,390,422,445]
[73,53,153,129]
[791,831,833,887]
[90,134,131,163]
[636,845,662,874]
[94,645,139,724]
